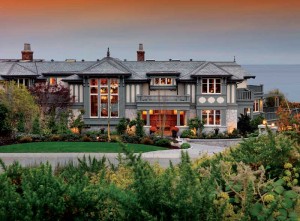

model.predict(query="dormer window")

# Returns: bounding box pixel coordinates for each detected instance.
[202,78,221,94]
[154,77,173,86]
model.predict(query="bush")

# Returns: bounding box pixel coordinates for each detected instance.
[181,143,191,149]
[82,135,92,142]
[50,135,61,141]
[140,137,154,145]
[121,134,141,144]
[116,118,130,135]
[19,136,33,143]
[154,138,171,147]
[97,134,108,142]
[181,129,193,138]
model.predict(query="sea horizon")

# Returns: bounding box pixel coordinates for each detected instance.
[242,64,300,102]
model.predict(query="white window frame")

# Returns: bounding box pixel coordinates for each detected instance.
[253,100,259,112]
[202,110,221,126]
[202,78,221,94]
[153,77,174,86]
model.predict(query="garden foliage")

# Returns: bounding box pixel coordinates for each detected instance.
[0,133,299,220]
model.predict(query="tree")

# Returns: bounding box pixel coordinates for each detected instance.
[135,112,145,138]
[0,103,12,135]
[237,114,252,136]
[188,117,204,137]
[265,89,286,108]
[28,82,74,118]
[0,81,39,132]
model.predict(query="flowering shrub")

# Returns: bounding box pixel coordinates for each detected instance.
[149,126,157,133]
[171,126,179,132]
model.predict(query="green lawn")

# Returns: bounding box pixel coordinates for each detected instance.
[0,142,167,153]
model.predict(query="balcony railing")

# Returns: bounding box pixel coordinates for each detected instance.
[136,95,190,102]
[247,85,263,94]
[237,89,253,101]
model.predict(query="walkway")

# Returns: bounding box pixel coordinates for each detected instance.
[0,143,228,169]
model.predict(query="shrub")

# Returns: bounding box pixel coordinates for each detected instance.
[135,112,145,138]
[121,134,141,144]
[140,137,154,145]
[110,135,120,143]
[60,133,81,142]
[154,138,171,147]
[181,143,191,149]
[32,116,41,134]
[171,126,179,132]
[237,114,252,136]
[0,103,12,135]
[82,135,92,142]
[116,118,130,135]
[149,126,157,133]
[181,129,193,138]
[50,135,61,141]
[97,134,108,142]
[19,136,33,143]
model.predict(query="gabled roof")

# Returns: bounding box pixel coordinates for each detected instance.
[3,63,39,77]
[81,57,132,76]
[62,74,82,82]
[188,62,232,78]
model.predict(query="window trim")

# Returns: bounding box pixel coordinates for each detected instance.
[89,78,119,118]
[202,78,221,94]
[202,110,221,126]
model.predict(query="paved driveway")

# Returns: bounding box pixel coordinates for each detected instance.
[0,143,228,169]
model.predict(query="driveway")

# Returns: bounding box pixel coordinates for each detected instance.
[0,143,228,169]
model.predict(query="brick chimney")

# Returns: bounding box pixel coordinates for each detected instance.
[21,43,33,61]
[137,43,145,61]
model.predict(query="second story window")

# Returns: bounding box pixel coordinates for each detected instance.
[253,100,260,112]
[202,78,221,94]
[154,77,173,86]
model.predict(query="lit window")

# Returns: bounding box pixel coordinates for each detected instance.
[49,77,56,85]
[153,77,174,86]
[253,100,259,112]
[90,78,119,118]
[202,110,221,125]
[202,78,221,94]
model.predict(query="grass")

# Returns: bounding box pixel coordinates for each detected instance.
[0,142,167,153]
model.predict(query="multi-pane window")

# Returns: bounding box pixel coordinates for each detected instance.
[90,78,119,118]
[202,110,221,125]
[202,78,221,94]
[154,77,173,86]
[253,100,259,112]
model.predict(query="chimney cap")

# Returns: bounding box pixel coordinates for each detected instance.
[138,43,144,51]
[23,43,32,51]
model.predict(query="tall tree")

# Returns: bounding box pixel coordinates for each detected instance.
[0,81,39,132]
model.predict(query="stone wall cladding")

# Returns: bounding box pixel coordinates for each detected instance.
[125,109,137,120]
[226,109,237,131]
[189,109,197,119]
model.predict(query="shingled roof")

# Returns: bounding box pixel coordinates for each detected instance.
[0,57,253,81]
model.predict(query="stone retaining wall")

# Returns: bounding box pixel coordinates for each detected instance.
[187,138,243,147]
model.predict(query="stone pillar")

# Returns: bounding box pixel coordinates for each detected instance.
[177,111,180,126]
[147,110,150,126]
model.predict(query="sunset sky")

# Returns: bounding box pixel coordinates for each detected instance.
[0,0,300,64]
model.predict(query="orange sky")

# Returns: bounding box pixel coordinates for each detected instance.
[1,0,300,63]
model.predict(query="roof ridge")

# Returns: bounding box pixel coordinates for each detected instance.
[7,63,16,75]
[209,62,233,76]
[180,61,207,79]
[16,63,38,75]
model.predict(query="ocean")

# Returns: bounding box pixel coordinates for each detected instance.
[242,65,300,102]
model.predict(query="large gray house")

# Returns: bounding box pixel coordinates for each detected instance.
[0,43,264,134]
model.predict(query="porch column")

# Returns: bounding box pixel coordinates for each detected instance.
[147,110,150,126]
[250,108,253,118]
[177,111,180,126]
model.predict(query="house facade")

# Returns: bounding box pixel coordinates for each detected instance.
[0,43,264,134]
